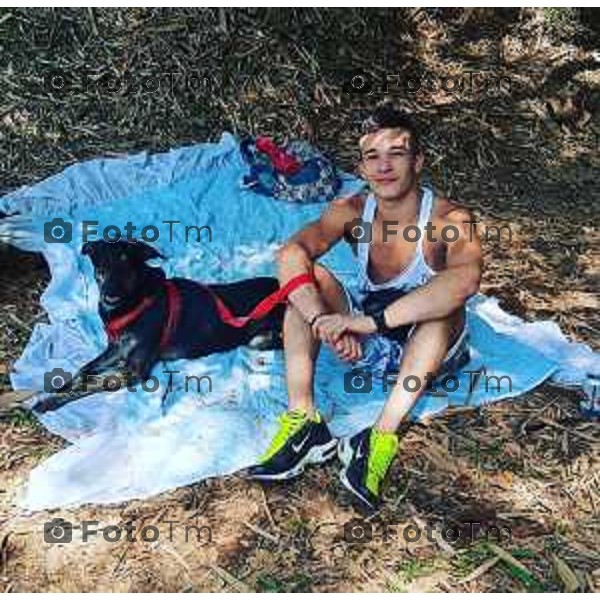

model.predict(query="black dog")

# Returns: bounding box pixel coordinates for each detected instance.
[33,240,285,412]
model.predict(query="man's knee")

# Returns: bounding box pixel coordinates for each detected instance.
[312,263,349,313]
[313,262,334,285]
[410,309,465,348]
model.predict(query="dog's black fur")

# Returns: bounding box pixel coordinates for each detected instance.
[33,240,284,412]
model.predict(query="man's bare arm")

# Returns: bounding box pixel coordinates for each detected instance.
[276,196,359,322]
[383,208,483,328]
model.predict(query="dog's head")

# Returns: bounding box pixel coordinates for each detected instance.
[82,240,165,309]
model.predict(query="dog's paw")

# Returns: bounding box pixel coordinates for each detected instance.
[247,331,283,351]
[32,395,68,414]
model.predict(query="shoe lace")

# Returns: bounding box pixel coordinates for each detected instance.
[261,410,309,462]
[366,431,399,495]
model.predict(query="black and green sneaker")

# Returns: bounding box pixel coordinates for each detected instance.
[246,409,338,481]
[338,427,399,511]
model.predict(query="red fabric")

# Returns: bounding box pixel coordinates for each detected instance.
[104,272,316,344]
[255,136,302,176]
[205,272,315,328]
[159,280,181,351]
[106,296,156,343]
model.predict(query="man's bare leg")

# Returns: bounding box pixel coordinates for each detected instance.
[375,309,465,432]
[337,308,466,510]
[246,264,349,481]
[284,264,350,416]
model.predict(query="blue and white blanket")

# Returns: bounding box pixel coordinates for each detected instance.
[1,133,598,510]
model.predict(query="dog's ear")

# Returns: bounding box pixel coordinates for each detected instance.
[81,241,96,257]
[128,240,164,263]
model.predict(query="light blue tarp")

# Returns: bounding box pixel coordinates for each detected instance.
[1,133,598,510]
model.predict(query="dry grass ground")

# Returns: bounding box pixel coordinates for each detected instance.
[0,8,599,592]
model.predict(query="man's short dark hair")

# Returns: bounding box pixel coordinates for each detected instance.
[360,103,421,153]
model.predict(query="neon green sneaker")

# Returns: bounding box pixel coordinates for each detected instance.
[338,427,399,510]
[246,409,338,481]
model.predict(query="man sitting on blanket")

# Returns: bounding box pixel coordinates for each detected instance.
[247,102,483,510]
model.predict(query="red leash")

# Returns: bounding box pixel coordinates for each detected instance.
[105,272,315,349]
[160,280,182,349]
[204,272,313,329]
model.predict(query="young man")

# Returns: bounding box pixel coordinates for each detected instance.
[247,103,483,510]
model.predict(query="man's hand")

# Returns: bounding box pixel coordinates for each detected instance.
[313,313,376,345]
[331,332,363,363]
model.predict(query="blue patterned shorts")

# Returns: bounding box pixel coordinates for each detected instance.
[341,283,471,381]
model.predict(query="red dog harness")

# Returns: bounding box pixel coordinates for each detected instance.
[105,272,314,351]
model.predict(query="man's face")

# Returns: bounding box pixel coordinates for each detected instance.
[358,127,423,201]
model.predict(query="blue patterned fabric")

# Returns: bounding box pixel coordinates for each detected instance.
[240,137,340,203]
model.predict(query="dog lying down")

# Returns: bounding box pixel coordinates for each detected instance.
[32,239,293,413]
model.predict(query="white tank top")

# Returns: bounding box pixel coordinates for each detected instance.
[355,186,437,295]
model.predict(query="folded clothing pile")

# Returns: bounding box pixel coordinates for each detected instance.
[240,135,340,203]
